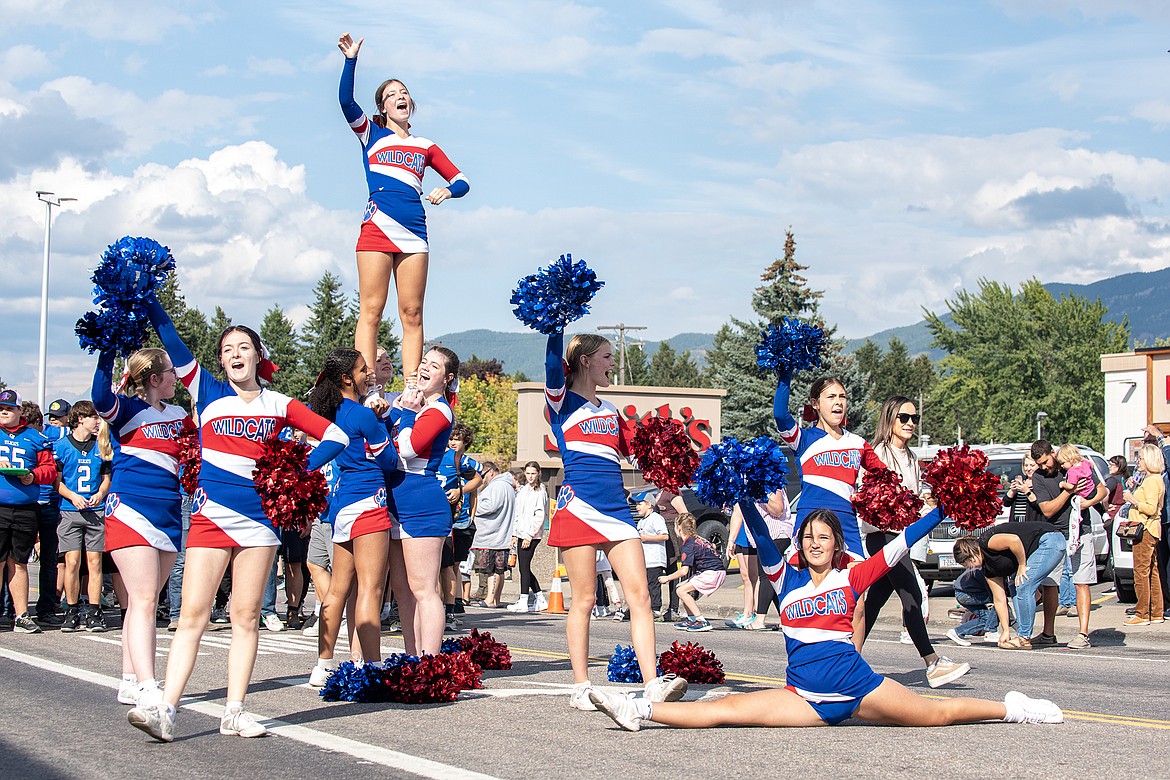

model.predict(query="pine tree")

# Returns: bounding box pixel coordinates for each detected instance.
[147,273,209,406]
[648,342,679,387]
[301,272,355,381]
[704,228,864,440]
[260,305,306,398]
[623,344,650,385]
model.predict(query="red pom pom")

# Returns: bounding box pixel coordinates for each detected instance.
[656,640,725,684]
[175,427,201,496]
[921,445,1002,531]
[851,468,923,532]
[252,436,329,532]
[629,417,701,494]
[384,652,483,704]
[456,628,512,670]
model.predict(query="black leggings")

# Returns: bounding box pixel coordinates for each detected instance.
[517,539,541,595]
[862,532,934,659]
[756,537,789,616]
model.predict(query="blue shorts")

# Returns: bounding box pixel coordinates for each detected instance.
[785,686,862,725]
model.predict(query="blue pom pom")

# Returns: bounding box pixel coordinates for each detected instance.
[755,318,828,375]
[76,236,175,357]
[694,436,789,506]
[606,644,643,683]
[320,661,385,703]
[440,638,463,655]
[510,253,604,335]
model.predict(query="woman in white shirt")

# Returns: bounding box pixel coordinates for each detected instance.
[508,461,549,612]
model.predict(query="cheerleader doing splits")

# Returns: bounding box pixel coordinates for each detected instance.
[307,348,399,683]
[544,333,687,708]
[385,346,459,656]
[774,371,883,556]
[129,295,347,743]
[338,32,470,382]
[93,348,193,708]
[588,504,1064,731]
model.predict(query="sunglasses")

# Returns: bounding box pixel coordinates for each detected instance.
[895,413,921,424]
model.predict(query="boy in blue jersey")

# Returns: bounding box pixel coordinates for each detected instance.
[19,401,66,625]
[0,389,59,634]
[54,401,113,632]
[437,422,483,626]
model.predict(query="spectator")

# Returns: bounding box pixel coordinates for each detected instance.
[742,490,792,631]
[946,567,1005,646]
[0,389,58,634]
[1121,443,1165,626]
[651,488,687,621]
[438,422,482,627]
[725,500,760,630]
[471,461,515,608]
[1004,454,1040,523]
[1027,439,1088,645]
[1143,425,1170,614]
[54,401,113,633]
[952,520,1066,650]
[508,461,548,613]
[632,490,669,621]
[1054,444,1107,648]
[21,401,66,626]
[659,513,726,632]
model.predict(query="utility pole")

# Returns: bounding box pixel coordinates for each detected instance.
[598,323,646,386]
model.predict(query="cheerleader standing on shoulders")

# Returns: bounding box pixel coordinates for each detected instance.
[307,348,400,685]
[588,504,1064,731]
[94,348,193,705]
[385,346,459,655]
[128,295,347,743]
[338,32,470,382]
[774,371,884,557]
[544,332,687,709]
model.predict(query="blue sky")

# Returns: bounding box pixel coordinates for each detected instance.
[2,0,1169,400]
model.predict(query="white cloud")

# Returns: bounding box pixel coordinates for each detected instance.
[247,57,296,77]
[0,0,212,42]
[0,44,53,82]
[1133,99,1170,127]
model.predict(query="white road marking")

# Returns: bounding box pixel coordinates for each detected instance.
[0,646,501,780]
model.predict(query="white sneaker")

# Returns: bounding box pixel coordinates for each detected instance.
[588,688,643,731]
[118,679,140,705]
[569,684,598,711]
[137,683,163,710]
[220,707,268,737]
[925,656,971,688]
[899,629,913,645]
[983,630,1002,644]
[302,615,319,637]
[506,596,530,613]
[128,704,175,743]
[945,628,973,647]
[533,593,548,612]
[263,613,285,632]
[309,664,334,688]
[1003,691,1064,724]
[643,674,688,703]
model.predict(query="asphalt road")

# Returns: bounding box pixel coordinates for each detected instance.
[2,581,1168,780]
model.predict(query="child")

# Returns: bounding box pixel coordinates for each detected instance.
[54,401,113,633]
[659,512,726,632]
[1,389,57,634]
[632,490,670,621]
[947,567,1006,646]
[1056,444,1095,499]
[592,550,623,619]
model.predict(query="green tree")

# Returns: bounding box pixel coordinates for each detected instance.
[146,273,211,407]
[853,337,938,434]
[456,374,518,463]
[300,272,355,381]
[647,342,704,388]
[705,228,862,439]
[260,305,307,398]
[925,278,1129,449]
[622,343,650,385]
[460,355,506,380]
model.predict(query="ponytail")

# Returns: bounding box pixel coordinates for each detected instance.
[307,348,362,422]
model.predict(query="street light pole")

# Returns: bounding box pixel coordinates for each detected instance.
[36,191,76,409]
[1036,411,1048,441]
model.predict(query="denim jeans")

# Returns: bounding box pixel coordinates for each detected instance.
[1012,531,1066,639]
[167,496,192,621]
[262,558,278,618]
[36,504,61,617]
[954,570,1001,636]
[1058,553,1075,608]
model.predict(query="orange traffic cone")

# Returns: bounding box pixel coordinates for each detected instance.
[543,549,567,614]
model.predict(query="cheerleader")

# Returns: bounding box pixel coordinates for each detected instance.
[337,32,470,382]
[774,372,885,557]
[544,333,687,709]
[93,349,192,705]
[588,504,1064,731]
[306,349,399,684]
[128,295,347,743]
[385,346,459,655]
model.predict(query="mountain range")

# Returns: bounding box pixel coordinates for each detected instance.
[432,267,1170,377]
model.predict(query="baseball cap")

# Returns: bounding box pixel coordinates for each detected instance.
[0,388,21,408]
[47,399,72,419]
[629,488,657,504]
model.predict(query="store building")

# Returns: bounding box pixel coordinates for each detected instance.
[1101,346,1170,461]
[513,382,725,490]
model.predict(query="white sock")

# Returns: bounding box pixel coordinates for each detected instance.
[634,698,653,721]
[1003,696,1023,723]
[573,681,592,693]
[318,657,338,670]
[122,674,137,684]
[314,603,321,617]
[225,700,243,713]
[162,702,176,718]
[139,678,159,690]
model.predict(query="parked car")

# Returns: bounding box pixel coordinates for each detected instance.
[1110,521,1137,603]
[912,443,1111,591]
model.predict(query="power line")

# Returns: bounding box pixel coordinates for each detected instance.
[598,323,646,385]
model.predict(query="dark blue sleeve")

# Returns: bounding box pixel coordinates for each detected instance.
[773,369,796,433]
[145,295,196,369]
[545,332,565,389]
[91,351,118,417]
[339,57,363,124]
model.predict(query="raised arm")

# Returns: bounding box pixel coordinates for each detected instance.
[545,332,567,414]
[91,350,119,419]
[145,295,197,376]
[738,501,788,595]
[773,370,799,446]
[337,33,365,125]
[848,508,945,594]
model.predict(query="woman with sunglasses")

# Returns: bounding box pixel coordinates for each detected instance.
[92,348,194,708]
[857,397,970,688]
[337,32,470,384]
[128,295,348,743]
[774,372,884,558]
